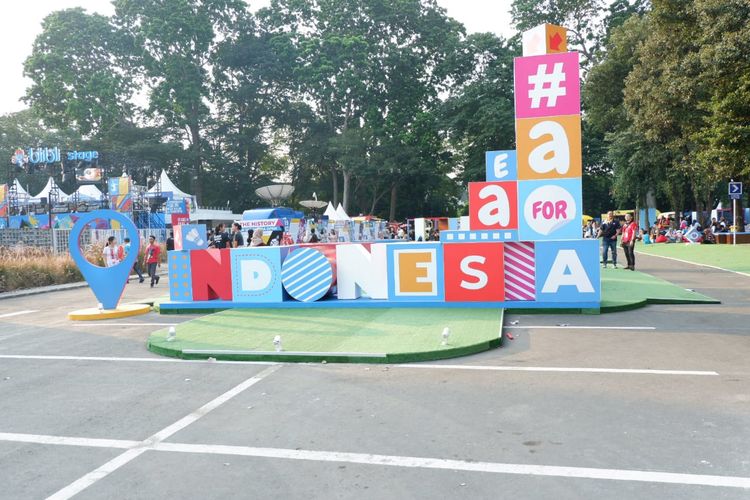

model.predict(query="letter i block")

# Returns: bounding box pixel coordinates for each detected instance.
[522,23,568,57]
[168,251,193,302]
[469,182,518,233]
[190,248,233,301]
[535,240,600,303]
[443,242,504,302]
[386,243,444,301]
[230,247,288,303]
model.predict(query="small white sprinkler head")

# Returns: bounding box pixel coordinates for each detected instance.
[167,326,176,342]
[273,335,282,352]
[441,327,450,346]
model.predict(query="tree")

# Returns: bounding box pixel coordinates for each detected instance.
[23,8,134,136]
[112,0,248,204]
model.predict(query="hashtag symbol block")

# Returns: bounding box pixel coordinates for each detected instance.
[514,52,580,119]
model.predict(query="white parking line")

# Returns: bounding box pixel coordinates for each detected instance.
[46,364,281,500]
[0,354,278,365]
[636,251,750,278]
[0,431,746,489]
[397,364,719,376]
[505,325,656,330]
[72,323,178,327]
[0,310,37,319]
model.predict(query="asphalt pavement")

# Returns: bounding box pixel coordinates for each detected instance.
[0,249,748,499]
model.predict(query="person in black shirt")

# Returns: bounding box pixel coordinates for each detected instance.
[309,228,320,243]
[212,223,230,249]
[598,211,621,268]
[231,222,244,248]
[166,231,175,251]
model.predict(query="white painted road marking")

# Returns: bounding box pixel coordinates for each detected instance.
[505,325,656,330]
[0,431,746,490]
[636,251,750,278]
[0,354,278,365]
[0,310,37,319]
[72,323,178,327]
[46,364,281,500]
[397,364,719,376]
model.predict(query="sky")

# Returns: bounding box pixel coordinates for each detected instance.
[0,1,514,116]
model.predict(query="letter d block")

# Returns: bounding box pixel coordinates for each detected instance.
[190,248,233,301]
[535,240,600,304]
[468,181,518,232]
[168,251,193,301]
[443,242,504,302]
[231,247,287,303]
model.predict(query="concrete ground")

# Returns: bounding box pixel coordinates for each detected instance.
[0,250,748,499]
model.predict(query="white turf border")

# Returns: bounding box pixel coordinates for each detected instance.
[0,431,746,490]
[0,354,719,376]
[636,250,750,278]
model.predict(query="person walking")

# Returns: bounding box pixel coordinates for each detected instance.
[620,213,638,271]
[598,211,621,268]
[123,237,145,283]
[143,235,161,288]
[102,236,121,268]
[231,222,244,248]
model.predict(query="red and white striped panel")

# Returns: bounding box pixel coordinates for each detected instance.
[504,242,536,301]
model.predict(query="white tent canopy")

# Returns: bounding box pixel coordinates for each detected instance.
[323,201,337,220]
[11,179,31,202]
[335,203,350,221]
[148,169,193,199]
[32,177,68,203]
[72,184,105,202]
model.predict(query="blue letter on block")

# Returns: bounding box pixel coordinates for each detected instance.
[168,251,193,301]
[486,150,517,181]
[534,240,600,303]
[231,247,288,303]
[518,178,582,241]
[386,242,444,301]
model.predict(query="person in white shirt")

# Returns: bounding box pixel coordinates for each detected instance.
[102,236,121,267]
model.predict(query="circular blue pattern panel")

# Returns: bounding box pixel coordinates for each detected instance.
[280,248,333,302]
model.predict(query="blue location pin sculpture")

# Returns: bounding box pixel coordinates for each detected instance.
[69,210,139,310]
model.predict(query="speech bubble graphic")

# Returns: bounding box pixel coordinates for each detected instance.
[523,184,576,235]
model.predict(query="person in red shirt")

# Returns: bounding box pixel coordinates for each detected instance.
[620,213,639,271]
[143,235,161,288]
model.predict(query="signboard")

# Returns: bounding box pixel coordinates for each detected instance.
[76,167,103,184]
[729,181,742,200]
[165,199,187,215]
[235,219,284,231]
[171,213,190,227]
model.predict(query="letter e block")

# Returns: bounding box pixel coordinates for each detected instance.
[386,243,444,301]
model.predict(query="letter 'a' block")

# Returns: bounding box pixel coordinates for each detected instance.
[168,251,193,301]
[230,247,288,303]
[516,115,581,180]
[443,242,504,302]
[535,240,600,303]
[190,248,233,301]
[522,23,568,57]
[469,182,519,233]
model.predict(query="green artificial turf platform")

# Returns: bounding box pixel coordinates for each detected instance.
[637,244,750,275]
[148,307,504,363]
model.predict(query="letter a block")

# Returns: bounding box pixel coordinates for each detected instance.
[516,115,581,180]
[534,240,600,303]
[468,181,518,233]
[443,242,504,302]
[190,248,233,301]
[230,247,287,303]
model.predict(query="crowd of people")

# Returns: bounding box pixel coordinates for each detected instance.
[101,234,162,287]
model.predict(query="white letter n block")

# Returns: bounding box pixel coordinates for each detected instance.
[336,243,388,299]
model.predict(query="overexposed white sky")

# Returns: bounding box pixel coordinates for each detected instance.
[0,0,514,115]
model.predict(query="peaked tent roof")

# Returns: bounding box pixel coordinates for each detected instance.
[323,201,337,220]
[73,184,105,202]
[335,203,350,221]
[32,177,69,202]
[11,179,31,201]
[148,169,193,199]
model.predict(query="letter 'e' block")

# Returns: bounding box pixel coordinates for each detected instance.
[386,243,444,301]
[469,181,518,231]
[190,248,233,301]
[230,247,287,303]
[443,242,504,302]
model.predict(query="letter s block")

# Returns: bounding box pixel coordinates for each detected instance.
[468,181,518,232]
[443,242,504,302]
